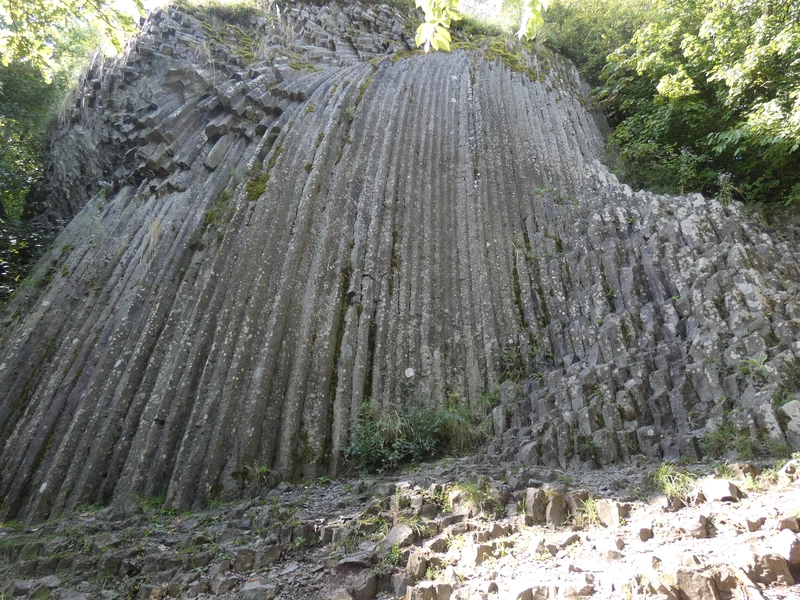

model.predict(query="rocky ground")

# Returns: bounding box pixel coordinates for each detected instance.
[2,453,799,600]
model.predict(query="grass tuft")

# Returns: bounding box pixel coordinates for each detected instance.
[644,462,698,504]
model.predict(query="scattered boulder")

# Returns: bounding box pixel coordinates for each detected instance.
[336,553,376,574]
[771,529,800,567]
[404,581,452,600]
[382,525,415,552]
[700,479,741,503]
[407,549,429,581]
[350,571,378,600]
[233,548,256,572]
[742,552,794,586]
[780,400,800,448]
[675,514,709,539]
[745,517,765,532]
[525,489,548,524]
[596,499,630,528]
[239,581,279,600]
[638,527,654,542]
[778,517,800,533]
[546,492,568,528]
[673,567,718,600]
[11,580,33,596]
[392,572,414,597]
[460,543,493,567]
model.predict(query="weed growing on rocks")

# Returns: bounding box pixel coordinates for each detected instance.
[700,416,755,460]
[244,169,269,201]
[343,392,494,473]
[645,462,698,504]
[576,496,600,527]
[449,481,504,517]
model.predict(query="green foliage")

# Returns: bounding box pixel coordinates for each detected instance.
[414,0,547,53]
[0,40,95,230]
[344,390,492,473]
[516,0,549,41]
[0,9,119,305]
[543,0,654,84]
[174,0,261,24]
[740,354,768,386]
[414,0,461,52]
[0,63,59,218]
[0,0,143,79]
[774,388,794,410]
[576,496,599,526]
[700,417,755,460]
[383,544,402,566]
[245,170,269,201]
[598,0,800,205]
[0,216,48,307]
[644,462,697,502]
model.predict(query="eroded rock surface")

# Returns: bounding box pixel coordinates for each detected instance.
[2,0,800,522]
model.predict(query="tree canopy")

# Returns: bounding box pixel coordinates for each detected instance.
[414,0,548,52]
[547,0,800,206]
[0,0,143,305]
[0,0,143,79]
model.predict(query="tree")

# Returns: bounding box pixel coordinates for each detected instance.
[599,0,800,204]
[0,0,140,306]
[0,0,143,79]
[542,0,655,84]
[414,0,549,52]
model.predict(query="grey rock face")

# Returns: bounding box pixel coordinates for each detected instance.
[2,1,800,523]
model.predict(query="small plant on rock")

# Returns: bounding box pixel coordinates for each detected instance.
[500,343,526,381]
[773,388,794,409]
[383,544,402,567]
[425,564,443,580]
[398,513,432,539]
[576,496,600,527]
[740,353,768,386]
[714,463,735,480]
[578,438,598,461]
[556,473,574,487]
[450,481,503,518]
[645,462,698,504]
[700,416,755,460]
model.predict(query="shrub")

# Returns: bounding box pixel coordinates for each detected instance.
[700,416,755,460]
[344,392,493,473]
[500,344,526,381]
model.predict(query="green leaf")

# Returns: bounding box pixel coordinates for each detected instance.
[431,27,451,52]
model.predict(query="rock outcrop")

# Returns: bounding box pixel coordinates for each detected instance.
[2,457,800,599]
[2,1,800,522]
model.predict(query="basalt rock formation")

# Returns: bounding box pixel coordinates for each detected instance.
[2,1,800,523]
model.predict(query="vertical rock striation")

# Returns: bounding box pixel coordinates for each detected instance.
[1,2,800,522]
